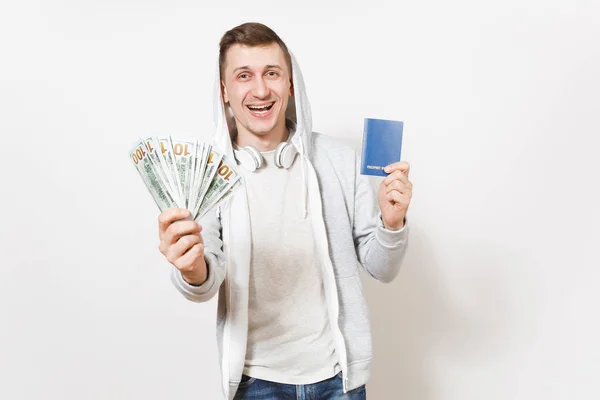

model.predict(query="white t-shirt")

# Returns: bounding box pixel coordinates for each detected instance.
[240,147,340,384]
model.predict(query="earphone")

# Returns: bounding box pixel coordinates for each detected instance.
[233,141,298,172]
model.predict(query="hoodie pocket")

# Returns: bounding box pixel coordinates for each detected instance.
[337,275,372,364]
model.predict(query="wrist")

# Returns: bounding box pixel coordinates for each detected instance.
[382,216,405,231]
[182,257,208,286]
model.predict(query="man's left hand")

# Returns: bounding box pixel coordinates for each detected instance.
[378,161,412,230]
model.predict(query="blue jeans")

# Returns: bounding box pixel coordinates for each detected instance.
[233,372,367,400]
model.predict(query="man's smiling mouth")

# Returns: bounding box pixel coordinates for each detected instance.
[246,102,275,113]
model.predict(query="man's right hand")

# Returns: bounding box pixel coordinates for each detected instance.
[158,208,207,286]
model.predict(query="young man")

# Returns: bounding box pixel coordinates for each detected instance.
[158,23,412,400]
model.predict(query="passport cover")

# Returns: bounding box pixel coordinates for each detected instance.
[360,118,404,176]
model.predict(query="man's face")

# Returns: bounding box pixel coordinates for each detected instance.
[221,43,292,139]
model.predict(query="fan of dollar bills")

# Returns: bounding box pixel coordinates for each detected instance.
[129,137,241,220]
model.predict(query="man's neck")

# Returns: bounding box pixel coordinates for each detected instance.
[234,121,289,152]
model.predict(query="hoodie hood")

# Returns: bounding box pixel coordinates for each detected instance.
[212,51,312,160]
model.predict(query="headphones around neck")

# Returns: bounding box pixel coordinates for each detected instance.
[233,140,298,172]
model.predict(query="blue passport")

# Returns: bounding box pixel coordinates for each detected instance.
[360,118,404,176]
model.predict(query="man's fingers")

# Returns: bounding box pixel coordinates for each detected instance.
[163,221,202,247]
[383,161,410,176]
[166,235,202,264]
[158,208,190,238]
[159,221,202,255]
[383,170,412,187]
[174,243,205,273]
[386,190,410,206]
[385,180,412,197]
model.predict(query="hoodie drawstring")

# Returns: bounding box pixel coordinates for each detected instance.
[301,150,307,219]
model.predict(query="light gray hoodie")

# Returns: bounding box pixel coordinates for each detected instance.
[171,52,410,399]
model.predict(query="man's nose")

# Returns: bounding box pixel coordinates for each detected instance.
[251,76,269,99]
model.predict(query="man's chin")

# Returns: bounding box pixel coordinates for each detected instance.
[247,127,277,137]
[245,121,279,137]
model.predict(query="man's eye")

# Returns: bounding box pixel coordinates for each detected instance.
[266,71,278,77]
[238,73,249,79]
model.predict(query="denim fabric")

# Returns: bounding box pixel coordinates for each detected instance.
[233,372,367,400]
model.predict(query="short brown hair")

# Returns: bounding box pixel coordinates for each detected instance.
[219,22,292,78]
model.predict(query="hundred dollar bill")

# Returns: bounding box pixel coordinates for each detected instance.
[188,142,209,214]
[186,143,199,213]
[158,137,184,207]
[171,138,196,210]
[191,149,223,219]
[129,139,179,211]
[143,137,180,206]
[195,156,241,219]
[196,176,242,220]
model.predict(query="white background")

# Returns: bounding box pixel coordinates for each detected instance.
[1,1,599,399]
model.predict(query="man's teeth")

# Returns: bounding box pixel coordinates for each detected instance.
[247,104,273,111]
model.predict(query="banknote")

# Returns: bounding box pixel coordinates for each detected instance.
[130,137,241,219]
[196,156,241,218]
[158,137,184,206]
[191,149,223,219]
[196,177,241,220]
[143,137,177,203]
[188,142,209,215]
[129,139,180,211]
[171,138,197,209]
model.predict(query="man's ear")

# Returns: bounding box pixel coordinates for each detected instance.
[221,80,229,103]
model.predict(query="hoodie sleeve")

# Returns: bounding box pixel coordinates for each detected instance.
[170,207,226,302]
[353,154,409,283]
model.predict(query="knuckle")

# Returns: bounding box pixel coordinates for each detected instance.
[162,231,173,245]
[173,259,184,270]
[166,223,181,238]
[183,236,196,249]
[178,236,191,248]
[176,221,193,235]
[194,236,203,247]
[186,221,198,233]
[159,210,174,225]
[187,244,198,258]
[166,250,177,264]
[169,220,181,233]
[184,235,199,247]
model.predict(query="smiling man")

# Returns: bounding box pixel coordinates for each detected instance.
[157,22,412,400]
